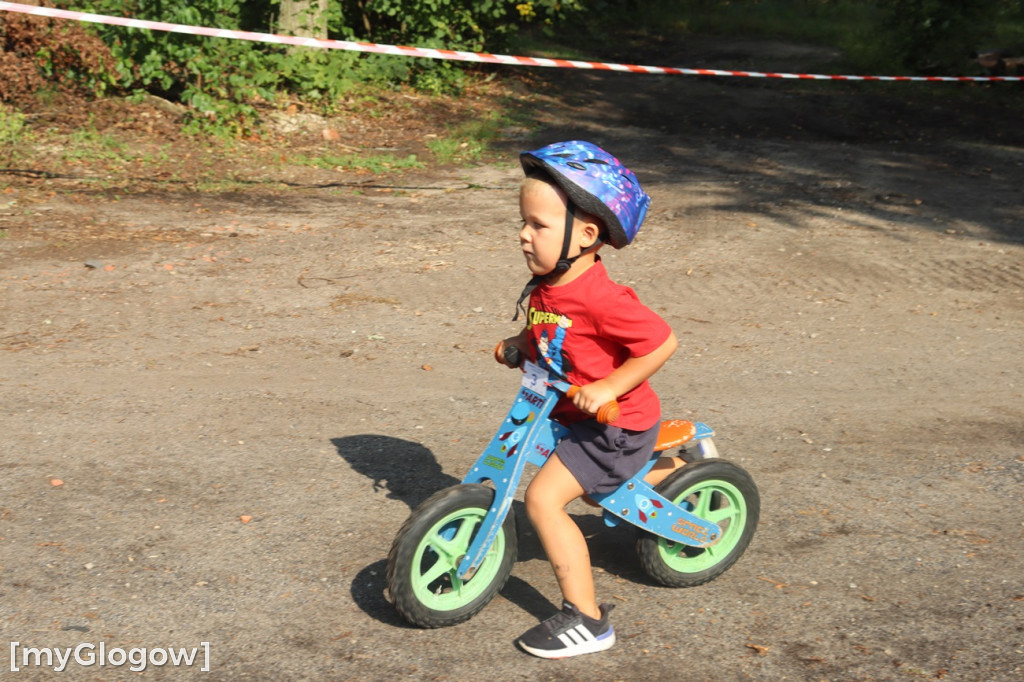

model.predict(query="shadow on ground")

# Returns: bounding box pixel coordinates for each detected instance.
[332,434,459,510]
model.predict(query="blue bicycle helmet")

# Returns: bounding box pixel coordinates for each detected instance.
[512,141,651,320]
[519,140,650,250]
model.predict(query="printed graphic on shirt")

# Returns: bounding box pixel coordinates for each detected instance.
[528,307,573,378]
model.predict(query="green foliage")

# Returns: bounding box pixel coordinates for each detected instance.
[0,11,120,105]
[33,24,121,98]
[577,1,1024,74]
[349,0,577,52]
[66,0,268,135]
[578,1,876,45]
[293,151,424,173]
[62,119,128,161]
[874,0,988,71]
[32,0,1021,140]
[427,110,511,163]
[0,106,31,165]
[315,0,581,93]
[53,0,576,133]
[567,1,887,74]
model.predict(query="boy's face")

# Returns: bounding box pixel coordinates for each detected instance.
[519,179,589,277]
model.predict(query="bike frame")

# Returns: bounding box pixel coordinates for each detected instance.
[457,360,722,579]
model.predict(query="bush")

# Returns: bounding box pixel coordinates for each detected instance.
[37,0,577,133]
[0,105,31,165]
[874,0,992,72]
[0,11,119,105]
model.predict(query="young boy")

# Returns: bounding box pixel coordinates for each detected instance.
[497,141,678,658]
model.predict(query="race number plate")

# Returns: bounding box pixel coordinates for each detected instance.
[521,360,547,395]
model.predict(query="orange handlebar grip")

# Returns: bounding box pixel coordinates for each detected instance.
[596,402,620,425]
[566,385,619,424]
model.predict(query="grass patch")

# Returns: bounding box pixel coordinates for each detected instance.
[0,106,31,165]
[62,122,128,162]
[427,110,521,164]
[293,152,425,174]
[660,0,879,47]
[330,293,400,309]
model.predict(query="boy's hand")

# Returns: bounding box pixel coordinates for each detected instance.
[571,380,617,416]
[573,332,678,413]
[496,336,526,368]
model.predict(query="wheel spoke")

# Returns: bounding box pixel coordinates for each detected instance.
[693,489,714,518]
[451,515,481,551]
[417,555,452,587]
[425,537,457,564]
[705,504,737,524]
[431,516,480,561]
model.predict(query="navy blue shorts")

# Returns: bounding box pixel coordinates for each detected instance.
[556,419,660,494]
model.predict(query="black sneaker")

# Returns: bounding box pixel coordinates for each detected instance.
[516,601,616,659]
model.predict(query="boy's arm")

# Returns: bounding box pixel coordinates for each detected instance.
[571,332,677,416]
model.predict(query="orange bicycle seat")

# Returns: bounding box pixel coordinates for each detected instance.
[654,419,697,452]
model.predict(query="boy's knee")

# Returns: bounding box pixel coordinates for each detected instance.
[523,484,544,520]
[523,482,559,522]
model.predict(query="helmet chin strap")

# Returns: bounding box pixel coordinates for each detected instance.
[513,200,601,321]
[552,198,578,275]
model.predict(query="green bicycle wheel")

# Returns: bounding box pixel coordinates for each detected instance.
[636,459,759,587]
[386,484,517,627]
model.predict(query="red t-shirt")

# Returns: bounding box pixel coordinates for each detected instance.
[526,259,672,431]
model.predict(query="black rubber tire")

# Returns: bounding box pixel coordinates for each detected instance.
[635,459,759,588]
[386,484,517,628]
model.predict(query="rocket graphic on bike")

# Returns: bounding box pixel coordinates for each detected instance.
[497,402,534,457]
[635,495,663,523]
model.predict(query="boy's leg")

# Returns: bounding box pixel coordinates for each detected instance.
[643,455,685,487]
[523,453,600,620]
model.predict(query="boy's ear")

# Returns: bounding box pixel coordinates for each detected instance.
[580,219,602,248]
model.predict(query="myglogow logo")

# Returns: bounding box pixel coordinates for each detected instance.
[8,641,211,673]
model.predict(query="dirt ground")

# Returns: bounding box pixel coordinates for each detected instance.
[2,38,1023,680]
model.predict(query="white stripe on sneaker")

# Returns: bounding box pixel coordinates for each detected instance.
[558,624,594,648]
[572,624,594,643]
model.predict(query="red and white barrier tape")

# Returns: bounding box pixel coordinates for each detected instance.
[2,1,1022,83]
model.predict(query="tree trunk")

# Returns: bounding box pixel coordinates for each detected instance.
[278,0,328,39]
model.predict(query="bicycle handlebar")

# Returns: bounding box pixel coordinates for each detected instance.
[565,385,620,425]
[496,342,522,368]
[494,342,620,424]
